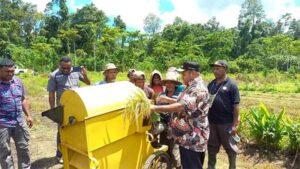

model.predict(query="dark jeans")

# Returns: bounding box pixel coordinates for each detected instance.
[208,123,237,156]
[208,123,238,169]
[160,130,181,168]
[56,124,62,158]
[0,123,31,169]
[179,146,205,169]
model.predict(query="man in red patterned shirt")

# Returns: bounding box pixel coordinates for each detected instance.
[151,61,209,169]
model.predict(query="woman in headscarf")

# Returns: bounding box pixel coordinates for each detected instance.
[149,70,164,94]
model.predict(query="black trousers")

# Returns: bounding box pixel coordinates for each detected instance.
[179,146,205,169]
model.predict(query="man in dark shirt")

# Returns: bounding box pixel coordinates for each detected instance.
[207,60,240,169]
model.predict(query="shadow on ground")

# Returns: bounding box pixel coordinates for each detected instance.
[31,157,62,169]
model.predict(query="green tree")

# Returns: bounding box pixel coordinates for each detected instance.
[143,13,161,34]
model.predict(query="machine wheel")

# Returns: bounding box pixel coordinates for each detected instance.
[143,151,171,169]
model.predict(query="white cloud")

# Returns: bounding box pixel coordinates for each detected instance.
[92,0,161,31]
[22,0,300,31]
[215,4,240,28]
[22,0,50,12]
[262,0,300,21]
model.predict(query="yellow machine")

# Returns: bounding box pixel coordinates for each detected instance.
[42,82,171,169]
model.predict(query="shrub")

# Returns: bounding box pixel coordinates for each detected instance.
[246,103,286,150]
[285,118,300,153]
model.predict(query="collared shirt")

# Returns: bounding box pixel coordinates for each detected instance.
[172,77,210,152]
[47,68,84,106]
[208,77,240,124]
[0,77,26,127]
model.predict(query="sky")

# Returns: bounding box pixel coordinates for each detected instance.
[23,0,300,31]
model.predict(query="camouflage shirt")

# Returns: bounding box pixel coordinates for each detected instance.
[171,77,210,152]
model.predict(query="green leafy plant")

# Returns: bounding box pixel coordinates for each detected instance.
[246,103,286,150]
[285,118,300,153]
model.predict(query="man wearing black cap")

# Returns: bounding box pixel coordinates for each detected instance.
[151,61,209,169]
[207,60,240,169]
[0,58,33,169]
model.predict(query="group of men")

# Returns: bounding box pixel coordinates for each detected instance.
[0,56,240,169]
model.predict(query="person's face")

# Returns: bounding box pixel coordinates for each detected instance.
[135,79,145,89]
[105,69,118,82]
[152,74,161,85]
[0,66,15,81]
[212,66,226,79]
[165,81,176,92]
[181,70,192,85]
[60,61,72,75]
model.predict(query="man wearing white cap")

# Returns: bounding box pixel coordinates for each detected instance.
[96,63,118,85]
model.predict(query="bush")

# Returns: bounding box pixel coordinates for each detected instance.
[246,103,286,150]
[285,118,300,153]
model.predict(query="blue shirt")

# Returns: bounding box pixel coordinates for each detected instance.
[208,78,240,124]
[0,77,26,127]
[176,84,185,93]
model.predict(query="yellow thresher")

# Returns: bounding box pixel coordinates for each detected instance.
[42,81,171,169]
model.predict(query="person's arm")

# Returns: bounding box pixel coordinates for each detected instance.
[22,96,33,128]
[230,82,240,135]
[81,67,91,85]
[151,103,184,113]
[47,74,57,109]
[49,92,55,109]
[156,95,177,104]
[231,104,240,135]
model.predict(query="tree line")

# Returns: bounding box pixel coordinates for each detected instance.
[1,0,300,73]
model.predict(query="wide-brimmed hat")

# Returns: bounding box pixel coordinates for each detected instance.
[176,61,200,72]
[161,71,182,85]
[103,63,118,74]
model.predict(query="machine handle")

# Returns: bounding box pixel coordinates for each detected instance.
[146,131,155,142]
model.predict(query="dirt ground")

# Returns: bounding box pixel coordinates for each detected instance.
[4,92,300,169]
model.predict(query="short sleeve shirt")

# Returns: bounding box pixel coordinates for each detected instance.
[0,77,26,127]
[47,68,84,106]
[208,78,240,124]
[172,77,210,152]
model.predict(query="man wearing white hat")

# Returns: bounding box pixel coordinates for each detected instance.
[96,63,118,85]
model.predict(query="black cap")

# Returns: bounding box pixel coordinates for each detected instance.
[210,60,228,69]
[0,58,15,67]
[176,61,200,72]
